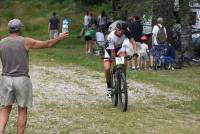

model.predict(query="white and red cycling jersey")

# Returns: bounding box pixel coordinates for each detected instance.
[104,30,133,59]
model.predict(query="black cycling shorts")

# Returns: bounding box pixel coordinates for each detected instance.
[105,47,121,57]
[85,36,92,41]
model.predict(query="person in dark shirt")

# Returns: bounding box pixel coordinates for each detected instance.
[48,12,60,39]
[128,16,143,69]
[129,16,143,42]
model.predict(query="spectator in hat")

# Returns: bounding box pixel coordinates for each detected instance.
[0,19,68,134]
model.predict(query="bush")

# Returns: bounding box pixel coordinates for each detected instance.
[24,22,40,33]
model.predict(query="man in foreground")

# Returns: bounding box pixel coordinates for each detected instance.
[0,19,68,134]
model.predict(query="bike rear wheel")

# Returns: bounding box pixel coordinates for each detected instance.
[118,73,128,112]
[111,71,118,106]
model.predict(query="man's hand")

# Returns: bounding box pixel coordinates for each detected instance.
[58,32,69,41]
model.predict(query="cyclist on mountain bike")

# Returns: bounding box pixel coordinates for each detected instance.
[104,21,138,96]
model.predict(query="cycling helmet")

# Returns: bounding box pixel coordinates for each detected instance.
[141,35,148,42]
[116,21,127,30]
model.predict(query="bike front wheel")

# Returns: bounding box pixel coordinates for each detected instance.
[111,71,118,106]
[118,73,128,112]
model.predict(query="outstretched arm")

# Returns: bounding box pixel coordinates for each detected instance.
[24,32,68,50]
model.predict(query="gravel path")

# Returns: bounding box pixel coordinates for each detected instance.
[30,65,192,108]
[0,64,191,108]
[1,64,194,133]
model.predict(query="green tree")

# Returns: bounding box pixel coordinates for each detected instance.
[179,0,193,56]
[111,0,122,20]
[120,0,197,56]
[119,0,152,19]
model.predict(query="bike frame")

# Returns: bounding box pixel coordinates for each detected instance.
[108,56,131,112]
[112,64,125,91]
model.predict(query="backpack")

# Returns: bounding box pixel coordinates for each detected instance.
[156,25,167,44]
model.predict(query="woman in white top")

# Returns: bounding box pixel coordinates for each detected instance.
[98,10,107,34]
[79,10,91,37]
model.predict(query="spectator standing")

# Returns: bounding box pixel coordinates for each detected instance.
[89,12,97,27]
[0,19,68,134]
[150,17,167,68]
[152,17,167,46]
[129,16,143,42]
[98,10,107,34]
[48,12,60,39]
[84,11,91,28]
[79,10,91,37]
[84,23,96,54]
[138,35,149,70]
[128,16,143,69]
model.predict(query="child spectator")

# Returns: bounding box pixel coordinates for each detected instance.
[94,28,105,56]
[138,35,149,70]
[95,27,105,47]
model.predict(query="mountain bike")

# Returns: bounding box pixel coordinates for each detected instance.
[105,56,132,112]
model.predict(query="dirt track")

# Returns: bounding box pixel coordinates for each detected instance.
[2,64,199,134]
[30,65,192,108]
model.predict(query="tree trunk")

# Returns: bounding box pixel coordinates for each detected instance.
[179,0,193,57]
[112,0,121,20]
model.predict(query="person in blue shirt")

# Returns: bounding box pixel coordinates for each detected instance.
[48,12,60,39]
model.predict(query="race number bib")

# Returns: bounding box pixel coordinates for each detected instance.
[115,57,125,65]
